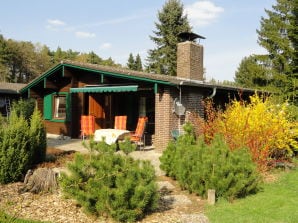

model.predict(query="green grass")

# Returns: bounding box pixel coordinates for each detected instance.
[0,211,49,223]
[206,167,298,223]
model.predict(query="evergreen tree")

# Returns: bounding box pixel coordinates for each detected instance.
[135,54,143,71]
[256,0,297,103]
[127,53,135,70]
[235,55,270,88]
[147,0,191,76]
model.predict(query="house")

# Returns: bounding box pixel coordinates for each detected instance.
[0,82,26,117]
[20,39,255,151]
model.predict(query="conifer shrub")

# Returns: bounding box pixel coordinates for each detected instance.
[29,108,47,164]
[12,98,35,121]
[0,104,46,184]
[60,140,159,222]
[0,111,30,183]
[160,124,261,201]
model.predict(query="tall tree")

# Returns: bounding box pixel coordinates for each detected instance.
[135,54,143,71]
[235,55,270,88]
[256,0,297,103]
[147,0,191,76]
[127,53,135,70]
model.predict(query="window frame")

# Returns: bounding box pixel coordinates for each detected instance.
[53,95,67,119]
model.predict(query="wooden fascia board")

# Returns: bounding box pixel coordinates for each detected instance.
[20,64,63,94]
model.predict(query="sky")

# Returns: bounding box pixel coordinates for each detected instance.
[0,0,276,81]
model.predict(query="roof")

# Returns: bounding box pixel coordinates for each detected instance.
[20,60,256,94]
[0,82,27,94]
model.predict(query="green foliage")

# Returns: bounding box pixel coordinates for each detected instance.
[118,137,137,155]
[238,0,297,104]
[234,55,270,88]
[60,140,159,222]
[160,124,261,200]
[0,104,47,184]
[0,111,30,183]
[29,107,47,164]
[127,53,135,70]
[12,98,35,121]
[206,165,298,223]
[127,53,143,71]
[0,34,122,83]
[0,210,47,223]
[147,0,191,76]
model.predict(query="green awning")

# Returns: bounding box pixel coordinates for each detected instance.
[70,85,138,93]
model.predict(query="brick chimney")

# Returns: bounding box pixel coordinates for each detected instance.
[177,40,204,81]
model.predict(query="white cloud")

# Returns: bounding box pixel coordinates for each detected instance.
[75,31,96,38]
[99,43,112,50]
[47,19,66,26]
[46,19,66,31]
[184,1,224,27]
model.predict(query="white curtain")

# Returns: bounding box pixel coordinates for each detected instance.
[54,97,60,118]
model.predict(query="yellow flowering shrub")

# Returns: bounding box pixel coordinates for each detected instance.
[214,94,297,171]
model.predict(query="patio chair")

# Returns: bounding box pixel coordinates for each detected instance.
[80,115,95,140]
[114,115,127,130]
[130,116,148,149]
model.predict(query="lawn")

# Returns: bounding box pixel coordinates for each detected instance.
[0,211,47,223]
[206,166,298,223]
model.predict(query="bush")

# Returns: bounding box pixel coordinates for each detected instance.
[0,105,46,184]
[160,125,261,201]
[60,140,159,222]
[0,111,30,183]
[29,108,47,164]
[12,98,35,121]
[189,94,298,171]
[215,95,297,170]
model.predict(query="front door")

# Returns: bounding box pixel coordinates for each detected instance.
[88,94,107,129]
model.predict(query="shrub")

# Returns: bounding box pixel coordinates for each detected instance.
[60,140,159,222]
[0,104,46,184]
[0,111,30,183]
[189,94,298,171]
[12,98,35,121]
[215,95,298,170]
[29,108,47,164]
[160,125,261,201]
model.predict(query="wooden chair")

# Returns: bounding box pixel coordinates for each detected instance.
[80,115,95,140]
[130,116,148,149]
[114,115,127,130]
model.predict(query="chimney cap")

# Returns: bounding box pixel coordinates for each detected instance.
[178,32,206,41]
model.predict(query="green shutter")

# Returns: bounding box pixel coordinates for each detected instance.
[44,94,52,120]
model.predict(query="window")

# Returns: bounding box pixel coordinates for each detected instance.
[54,95,66,119]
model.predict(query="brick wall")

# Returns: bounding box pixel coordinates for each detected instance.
[154,86,205,151]
[154,87,178,151]
[177,41,204,81]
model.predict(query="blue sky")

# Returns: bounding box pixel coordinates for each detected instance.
[0,0,275,81]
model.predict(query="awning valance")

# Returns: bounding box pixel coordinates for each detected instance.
[70,85,138,93]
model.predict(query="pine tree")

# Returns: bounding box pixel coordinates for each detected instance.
[127,53,135,70]
[235,55,270,88]
[147,0,191,76]
[257,0,297,103]
[135,54,143,71]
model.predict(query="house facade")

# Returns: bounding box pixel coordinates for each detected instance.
[20,40,254,150]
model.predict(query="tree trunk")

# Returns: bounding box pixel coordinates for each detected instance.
[20,168,58,194]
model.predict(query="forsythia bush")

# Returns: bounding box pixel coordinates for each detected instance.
[60,140,159,222]
[160,123,260,200]
[214,95,298,170]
